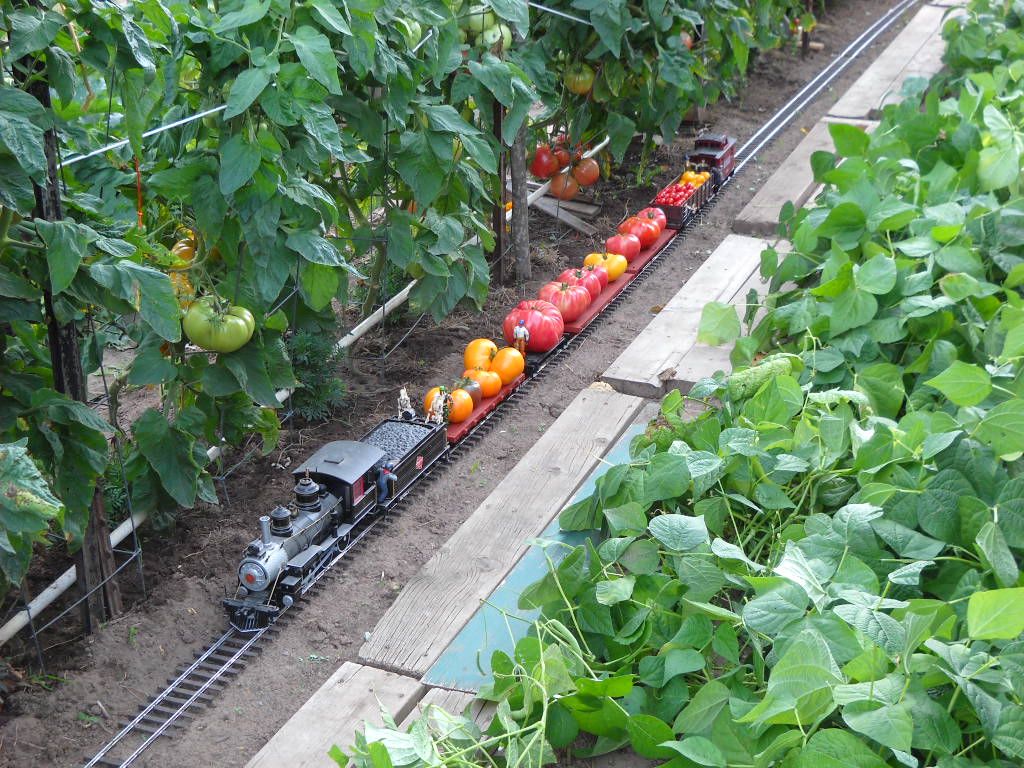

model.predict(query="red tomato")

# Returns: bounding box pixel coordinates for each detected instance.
[638,206,668,232]
[529,145,559,179]
[619,216,660,248]
[502,300,564,353]
[538,281,592,322]
[553,147,571,169]
[549,172,579,201]
[605,233,642,263]
[581,263,609,290]
[572,158,600,187]
[557,268,602,299]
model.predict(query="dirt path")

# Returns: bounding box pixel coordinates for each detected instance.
[0,2,913,765]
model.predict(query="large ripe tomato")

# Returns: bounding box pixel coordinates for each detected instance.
[582,263,609,290]
[638,206,668,232]
[549,172,579,201]
[572,158,600,187]
[553,147,571,170]
[502,300,564,353]
[529,145,559,179]
[464,338,498,370]
[619,216,660,248]
[448,389,475,423]
[563,63,595,95]
[557,268,602,300]
[583,252,628,282]
[605,233,641,263]
[490,347,525,384]
[538,282,592,322]
[182,297,255,353]
[463,368,503,398]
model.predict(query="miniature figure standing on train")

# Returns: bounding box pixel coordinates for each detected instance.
[512,319,530,357]
[397,387,416,421]
[426,385,452,424]
[377,462,397,502]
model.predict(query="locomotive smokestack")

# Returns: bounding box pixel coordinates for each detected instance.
[259,515,272,545]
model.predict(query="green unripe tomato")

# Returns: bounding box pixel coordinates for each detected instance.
[182,297,256,353]
[466,5,495,34]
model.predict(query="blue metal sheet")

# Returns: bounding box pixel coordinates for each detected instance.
[422,423,643,692]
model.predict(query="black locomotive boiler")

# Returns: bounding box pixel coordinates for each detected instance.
[224,418,447,631]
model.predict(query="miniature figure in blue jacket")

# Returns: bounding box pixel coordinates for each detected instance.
[377,462,397,502]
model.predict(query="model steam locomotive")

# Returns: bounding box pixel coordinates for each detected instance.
[224,417,448,631]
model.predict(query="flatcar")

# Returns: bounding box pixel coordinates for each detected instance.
[224,418,447,631]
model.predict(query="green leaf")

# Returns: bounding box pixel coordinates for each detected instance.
[855,255,897,295]
[993,705,1024,759]
[89,261,182,342]
[830,290,877,336]
[795,729,890,768]
[132,409,205,508]
[219,134,262,195]
[833,604,906,657]
[286,231,350,268]
[309,0,351,34]
[816,202,866,250]
[224,68,272,119]
[841,700,913,753]
[698,301,740,346]
[660,736,726,767]
[36,219,92,294]
[0,439,62,546]
[648,514,708,552]
[395,131,444,208]
[595,575,635,606]
[829,122,869,157]
[641,454,691,504]
[127,346,178,386]
[975,400,1024,456]
[924,361,991,407]
[299,261,340,311]
[673,680,730,733]
[626,714,675,760]
[976,522,1019,588]
[639,648,705,687]
[213,0,270,33]
[978,144,1020,191]
[967,588,1024,639]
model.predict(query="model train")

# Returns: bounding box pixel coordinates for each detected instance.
[223,134,738,633]
[224,418,448,631]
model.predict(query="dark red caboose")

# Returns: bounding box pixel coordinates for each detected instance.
[687,134,737,181]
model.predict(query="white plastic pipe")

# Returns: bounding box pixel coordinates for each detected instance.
[0,510,148,647]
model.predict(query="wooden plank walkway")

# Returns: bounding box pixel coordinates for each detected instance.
[246,662,424,768]
[602,235,768,399]
[733,118,876,236]
[359,384,646,677]
[829,4,951,120]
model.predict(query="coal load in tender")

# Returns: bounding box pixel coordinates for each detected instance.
[363,420,434,464]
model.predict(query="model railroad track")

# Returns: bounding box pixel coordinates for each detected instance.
[82,4,920,765]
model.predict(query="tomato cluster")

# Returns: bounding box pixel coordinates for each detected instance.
[653,182,697,207]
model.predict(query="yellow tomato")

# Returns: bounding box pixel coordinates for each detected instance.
[584,252,628,281]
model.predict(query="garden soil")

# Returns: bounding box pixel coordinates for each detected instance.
[0,2,918,764]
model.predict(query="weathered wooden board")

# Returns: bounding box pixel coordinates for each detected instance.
[829,4,949,120]
[601,235,768,399]
[359,385,646,676]
[246,662,425,768]
[530,195,599,235]
[733,118,876,237]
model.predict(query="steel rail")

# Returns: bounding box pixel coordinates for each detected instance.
[80,5,922,763]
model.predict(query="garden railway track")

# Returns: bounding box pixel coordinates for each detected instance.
[80,2,923,765]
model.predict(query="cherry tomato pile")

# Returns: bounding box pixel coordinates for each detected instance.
[653,182,698,207]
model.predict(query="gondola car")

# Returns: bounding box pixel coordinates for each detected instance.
[224,418,447,631]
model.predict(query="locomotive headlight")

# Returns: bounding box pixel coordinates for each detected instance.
[238,561,269,591]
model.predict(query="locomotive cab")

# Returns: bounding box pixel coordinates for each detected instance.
[291,440,386,520]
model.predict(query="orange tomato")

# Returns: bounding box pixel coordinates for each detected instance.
[448,389,475,423]
[463,368,503,398]
[490,347,525,385]
[584,252,628,281]
[464,338,498,371]
[424,386,443,414]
